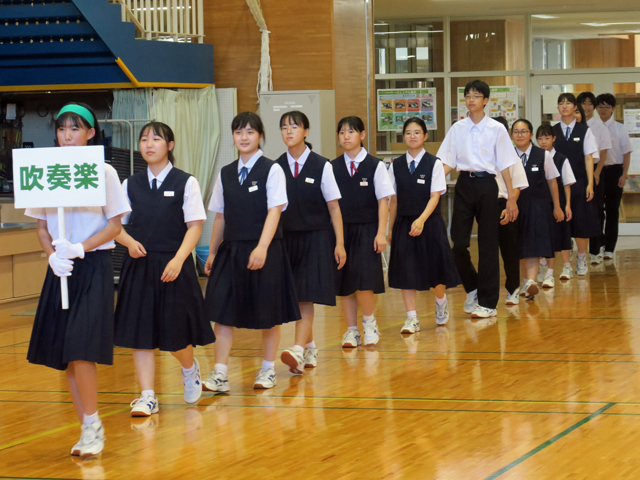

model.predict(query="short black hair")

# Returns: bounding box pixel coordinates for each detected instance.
[464,80,490,99]
[557,93,577,105]
[231,112,265,139]
[511,118,534,135]
[577,92,597,105]
[280,110,312,149]
[139,122,176,164]
[54,102,102,146]
[596,93,616,108]
[493,116,509,131]
[337,116,366,147]
[536,123,555,139]
[402,117,428,135]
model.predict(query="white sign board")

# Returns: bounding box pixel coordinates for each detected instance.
[13,146,106,209]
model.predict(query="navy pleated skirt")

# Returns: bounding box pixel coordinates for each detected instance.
[114,252,215,351]
[335,222,385,296]
[27,251,115,371]
[204,238,301,329]
[570,177,601,239]
[388,214,460,290]
[284,229,337,306]
[518,198,556,259]
[553,212,573,253]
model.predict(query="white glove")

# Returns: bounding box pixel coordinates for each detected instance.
[48,252,74,277]
[52,239,85,259]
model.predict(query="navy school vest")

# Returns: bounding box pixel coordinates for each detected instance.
[394,152,442,217]
[331,154,380,224]
[553,122,588,180]
[520,145,552,202]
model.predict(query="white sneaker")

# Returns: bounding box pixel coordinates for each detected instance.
[401,317,420,334]
[519,279,528,295]
[341,329,361,348]
[363,319,380,346]
[559,265,573,280]
[181,358,202,404]
[78,421,105,458]
[471,306,497,318]
[281,348,305,375]
[542,275,555,288]
[577,255,588,276]
[464,290,478,313]
[505,289,520,306]
[253,368,277,389]
[203,370,230,393]
[71,434,84,456]
[590,254,603,265]
[435,297,449,326]
[522,279,539,298]
[604,251,614,259]
[536,265,547,284]
[130,394,159,417]
[303,347,318,368]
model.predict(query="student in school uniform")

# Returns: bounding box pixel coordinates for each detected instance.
[114,122,215,416]
[437,80,521,318]
[387,117,460,331]
[332,116,394,348]
[596,93,633,259]
[536,123,577,285]
[552,93,599,276]
[276,111,347,374]
[493,116,529,306]
[577,92,613,265]
[201,112,300,392]
[26,103,131,457]
[511,119,564,299]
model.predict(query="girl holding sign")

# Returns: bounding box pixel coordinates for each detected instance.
[25,103,131,458]
[114,122,215,416]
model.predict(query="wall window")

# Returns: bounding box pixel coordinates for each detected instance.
[375,21,444,74]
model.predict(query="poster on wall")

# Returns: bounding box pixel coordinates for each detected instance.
[377,88,437,131]
[456,86,519,125]
[623,109,640,134]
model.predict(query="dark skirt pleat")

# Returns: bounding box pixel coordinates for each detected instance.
[335,222,385,296]
[388,214,460,290]
[284,229,337,306]
[114,252,214,351]
[553,214,573,253]
[518,198,556,259]
[27,251,115,371]
[204,239,301,329]
[570,177,601,239]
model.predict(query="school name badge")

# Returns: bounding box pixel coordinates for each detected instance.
[360,178,369,187]
[249,180,259,192]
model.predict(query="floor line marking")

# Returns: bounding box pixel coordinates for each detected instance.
[482,402,617,480]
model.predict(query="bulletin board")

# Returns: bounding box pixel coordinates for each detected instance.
[456,86,519,125]
[377,88,437,132]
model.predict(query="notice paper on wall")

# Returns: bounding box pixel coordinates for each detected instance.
[457,86,519,126]
[377,88,437,132]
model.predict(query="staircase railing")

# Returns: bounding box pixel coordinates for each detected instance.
[109,0,204,43]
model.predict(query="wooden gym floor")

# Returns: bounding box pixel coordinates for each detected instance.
[1,239,640,480]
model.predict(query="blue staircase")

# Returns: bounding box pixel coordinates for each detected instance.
[0,0,214,91]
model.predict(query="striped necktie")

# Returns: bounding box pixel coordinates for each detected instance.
[520,152,527,166]
[239,166,248,185]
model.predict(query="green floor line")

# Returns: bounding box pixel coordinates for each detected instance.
[483,402,617,480]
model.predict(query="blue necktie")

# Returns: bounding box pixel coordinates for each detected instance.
[409,160,416,175]
[565,127,571,140]
[520,153,527,166]
[239,166,248,185]
[151,178,157,190]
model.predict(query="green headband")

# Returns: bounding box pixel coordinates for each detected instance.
[57,105,95,128]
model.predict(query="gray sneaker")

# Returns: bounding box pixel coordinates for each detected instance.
[435,297,449,325]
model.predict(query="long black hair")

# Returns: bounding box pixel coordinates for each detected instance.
[139,122,176,164]
[280,110,312,149]
[54,102,102,146]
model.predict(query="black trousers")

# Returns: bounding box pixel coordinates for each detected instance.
[602,164,624,252]
[498,198,520,295]
[589,173,606,255]
[451,173,500,309]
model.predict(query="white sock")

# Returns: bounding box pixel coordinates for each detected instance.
[540,258,548,267]
[293,345,304,353]
[182,363,196,374]
[468,289,477,297]
[214,363,228,375]
[435,295,446,306]
[348,326,359,331]
[83,412,99,425]
[141,389,155,398]
[363,314,375,323]
[262,360,275,370]
[306,341,317,349]
[564,262,571,268]
[407,310,417,319]
[577,252,586,258]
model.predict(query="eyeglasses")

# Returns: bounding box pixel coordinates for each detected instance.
[465,94,484,100]
[558,101,574,106]
[512,130,530,136]
[280,125,299,131]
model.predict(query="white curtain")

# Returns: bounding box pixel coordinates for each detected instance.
[246,0,273,99]
[150,85,221,196]
[111,89,153,149]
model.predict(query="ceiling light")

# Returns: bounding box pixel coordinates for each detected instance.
[581,22,640,27]
[532,15,559,19]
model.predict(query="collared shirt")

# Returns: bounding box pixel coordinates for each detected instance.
[496,159,529,200]
[121,163,207,225]
[516,145,560,181]
[387,148,446,195]
[586,117,612,162]
[603,117,633,166]
[25,164,131,250]
[287,146,342,202]
[343,147,395,200]
[558,119,598,156]
[550,148,576,186]
[437,116,520,174]
[208,149,288,213]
